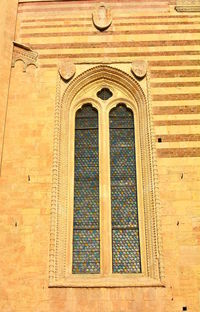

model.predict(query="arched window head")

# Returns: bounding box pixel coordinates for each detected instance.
[50,65,162,287]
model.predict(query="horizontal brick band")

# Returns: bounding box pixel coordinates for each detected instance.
[21,21,200,29]
[152,93,200,101]
[21,29,200,38]
[157,148,200,158]
[153,106,200,115]
[154,120,200,126]
[37,52,200,60]
[19,0,172,6]
[114,14,200,19]
[155,134,200,142]
[40,64,56,68]
[151,70,200,78]
[18,4,169,13]
[151,82,200,88]
[21,14,200,23]
[29,40,200,50]
[149,60,200,66]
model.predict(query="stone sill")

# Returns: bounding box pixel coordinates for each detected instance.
[49,275,165,288]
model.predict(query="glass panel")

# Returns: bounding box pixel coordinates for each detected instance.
[97,87,113,100]
[72,104,100,274]
[112,229,141,273]
[110,104,141,273]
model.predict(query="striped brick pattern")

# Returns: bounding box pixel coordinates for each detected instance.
[16,0,200,158]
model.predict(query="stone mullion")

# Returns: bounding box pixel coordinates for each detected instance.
[99,105,112,276]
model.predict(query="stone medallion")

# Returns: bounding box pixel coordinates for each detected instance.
[92,3,112,31]
[131,60,147,79]
[59,61,76,81]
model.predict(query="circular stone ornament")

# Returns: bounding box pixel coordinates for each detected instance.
[59,61,76,81]
[92,2,112,31]
[131,60,147,79]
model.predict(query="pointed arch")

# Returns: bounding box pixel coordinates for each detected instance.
[49,65,162,287]
[61,65,146,111]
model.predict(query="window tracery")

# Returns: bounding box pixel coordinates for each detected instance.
[49,65,162,287]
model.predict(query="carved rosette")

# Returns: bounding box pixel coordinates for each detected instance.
[131,60,147,79]
[92,2,112,31]
[12,42,38,72]
[58,61,76,81]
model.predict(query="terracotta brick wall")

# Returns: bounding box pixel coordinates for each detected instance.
[0,1,200,311]
[0,0,18,172]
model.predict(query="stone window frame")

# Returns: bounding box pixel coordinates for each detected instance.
[49,65,163,287]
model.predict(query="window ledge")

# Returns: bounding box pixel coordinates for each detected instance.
[49,276,165,288]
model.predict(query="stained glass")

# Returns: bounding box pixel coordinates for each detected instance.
[97,87,113,100]
[112,229,141,273]
[72,104,100,274]
[73,230,100,273]
[110,104,141,273]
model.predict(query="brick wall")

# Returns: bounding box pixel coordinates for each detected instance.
[0,1,200,311]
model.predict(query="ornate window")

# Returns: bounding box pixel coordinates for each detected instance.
[49,65,162,287]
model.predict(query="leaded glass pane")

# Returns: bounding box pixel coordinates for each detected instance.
[112,229,141,273]
[97,87,113,100]
[72,104,100,274]
[110,104,141,273]
[73,230,100,274]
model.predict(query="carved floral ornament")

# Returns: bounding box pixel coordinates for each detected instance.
[49,65,163,287]
[92,2,112,31]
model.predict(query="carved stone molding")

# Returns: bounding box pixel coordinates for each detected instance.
[12,42,38,72]
[92,2,112,31]
[175,0,200,11]
[131,60,147,79]
[49,65,163,287]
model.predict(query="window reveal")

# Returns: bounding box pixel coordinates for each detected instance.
[72,104,100,274]
[110,105,141,273]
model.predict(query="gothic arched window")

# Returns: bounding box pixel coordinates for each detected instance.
[50,66,162,288]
